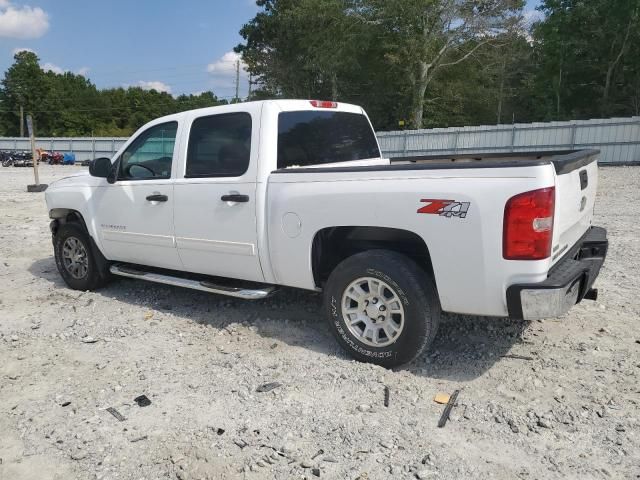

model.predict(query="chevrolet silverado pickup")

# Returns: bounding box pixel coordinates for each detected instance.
[44,100,608,367]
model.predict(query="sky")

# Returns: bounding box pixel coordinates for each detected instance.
[0,0,541,100]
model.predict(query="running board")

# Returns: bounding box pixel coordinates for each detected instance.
[109,264,276,300]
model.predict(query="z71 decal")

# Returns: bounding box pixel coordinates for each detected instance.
[417,199,471,218]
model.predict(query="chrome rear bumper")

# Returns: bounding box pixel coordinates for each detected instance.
[507,226,608,321]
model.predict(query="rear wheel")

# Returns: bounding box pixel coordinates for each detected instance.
[324,250,440,368]
[54,223,110,290]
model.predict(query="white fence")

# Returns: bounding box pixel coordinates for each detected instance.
[1,116,639,164]
[377,116,640,164]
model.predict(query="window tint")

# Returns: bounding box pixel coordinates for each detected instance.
[277,111,380,169]
[119,122,177,180]
[186,113,252,178]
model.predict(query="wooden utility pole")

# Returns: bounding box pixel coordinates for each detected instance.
[20,105,24,137]
[235,60,240,102]
[26,114,47,192]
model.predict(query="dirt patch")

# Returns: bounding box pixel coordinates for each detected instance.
[1,165,638,479]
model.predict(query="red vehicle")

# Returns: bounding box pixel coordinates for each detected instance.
[37,148,64,165]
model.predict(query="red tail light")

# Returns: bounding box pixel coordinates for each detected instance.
[503,187,555,260]
[310,100,337,108]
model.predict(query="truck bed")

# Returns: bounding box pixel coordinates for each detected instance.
[392,149,599,175]
[272,149,599,175]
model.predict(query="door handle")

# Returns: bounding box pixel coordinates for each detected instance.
[221,194,249,203]
[146,194,168,202]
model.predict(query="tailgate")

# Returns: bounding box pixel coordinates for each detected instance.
[551,151,599,264]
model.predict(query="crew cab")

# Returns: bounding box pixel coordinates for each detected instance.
[45,100,608,367]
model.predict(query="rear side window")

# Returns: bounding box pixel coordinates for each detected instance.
[186,112,252,177]
[277,111,380,169]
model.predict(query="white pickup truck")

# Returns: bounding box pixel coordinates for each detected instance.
[45,100,608,367]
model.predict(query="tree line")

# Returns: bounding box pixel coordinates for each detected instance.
[237,0,640,130]
[0,52,230,137]
[1,0,639,137]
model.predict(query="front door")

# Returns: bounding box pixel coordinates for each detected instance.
[173,111,264,282]
[93,121,182,270]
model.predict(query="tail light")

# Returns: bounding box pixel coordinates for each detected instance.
[310,100,337,108]
[503,187,555,260]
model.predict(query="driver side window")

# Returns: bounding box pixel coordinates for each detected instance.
[119,121,178,180]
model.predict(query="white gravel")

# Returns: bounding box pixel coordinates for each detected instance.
[0,165,638,480]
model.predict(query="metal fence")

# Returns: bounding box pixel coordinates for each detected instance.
[377,116,640,164]
[1,116,639,164]
[0,137,128,161]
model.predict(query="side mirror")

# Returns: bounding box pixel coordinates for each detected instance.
[89,157,113,179]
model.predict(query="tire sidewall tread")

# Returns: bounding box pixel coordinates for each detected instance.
[54,223,106,291]
[324,249,440,368]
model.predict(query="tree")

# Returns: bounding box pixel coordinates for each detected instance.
[416,29,536,127]
[0,52,230,137]
[237,0,525,129]
[236,0,367,100]
[533,0,640,119]
[0,51,49,136]
[360,0,524,128]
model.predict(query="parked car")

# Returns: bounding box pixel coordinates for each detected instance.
[44,100,608,367]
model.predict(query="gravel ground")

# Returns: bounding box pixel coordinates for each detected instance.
[0,165,638,480]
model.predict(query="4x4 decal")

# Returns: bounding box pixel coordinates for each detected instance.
[417,199,471,218]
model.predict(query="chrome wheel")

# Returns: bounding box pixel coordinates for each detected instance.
[341,276,405,347]
[62,236,89,279]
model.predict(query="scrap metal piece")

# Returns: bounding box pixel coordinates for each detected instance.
[437,389,460,428]
[134,395,151,407]
[256,382,282,393]
[384,386,390,407]
[106,407,125,422]
[501,354,534,361]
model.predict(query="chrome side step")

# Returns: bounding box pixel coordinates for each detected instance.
[109,264,276,300]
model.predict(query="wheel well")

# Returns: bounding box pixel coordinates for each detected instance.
[49,209,87,236]
[49,208,110,271]
[311,226,434,288]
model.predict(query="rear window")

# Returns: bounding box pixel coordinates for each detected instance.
[277,111,380,169]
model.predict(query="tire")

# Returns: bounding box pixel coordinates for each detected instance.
[53,222,110,291]
[324,250,441,368]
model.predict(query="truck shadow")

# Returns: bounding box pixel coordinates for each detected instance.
[29,256,530,382]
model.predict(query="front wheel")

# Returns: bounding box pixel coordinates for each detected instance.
[54,223,110,291]
[324,250,441,368]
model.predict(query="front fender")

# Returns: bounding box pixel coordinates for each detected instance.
[45,185,107,258]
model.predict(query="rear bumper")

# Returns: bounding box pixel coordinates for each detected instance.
[507,226,608,320]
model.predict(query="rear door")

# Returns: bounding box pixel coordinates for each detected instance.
[552,154,599,263]
[173,108,264,282]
